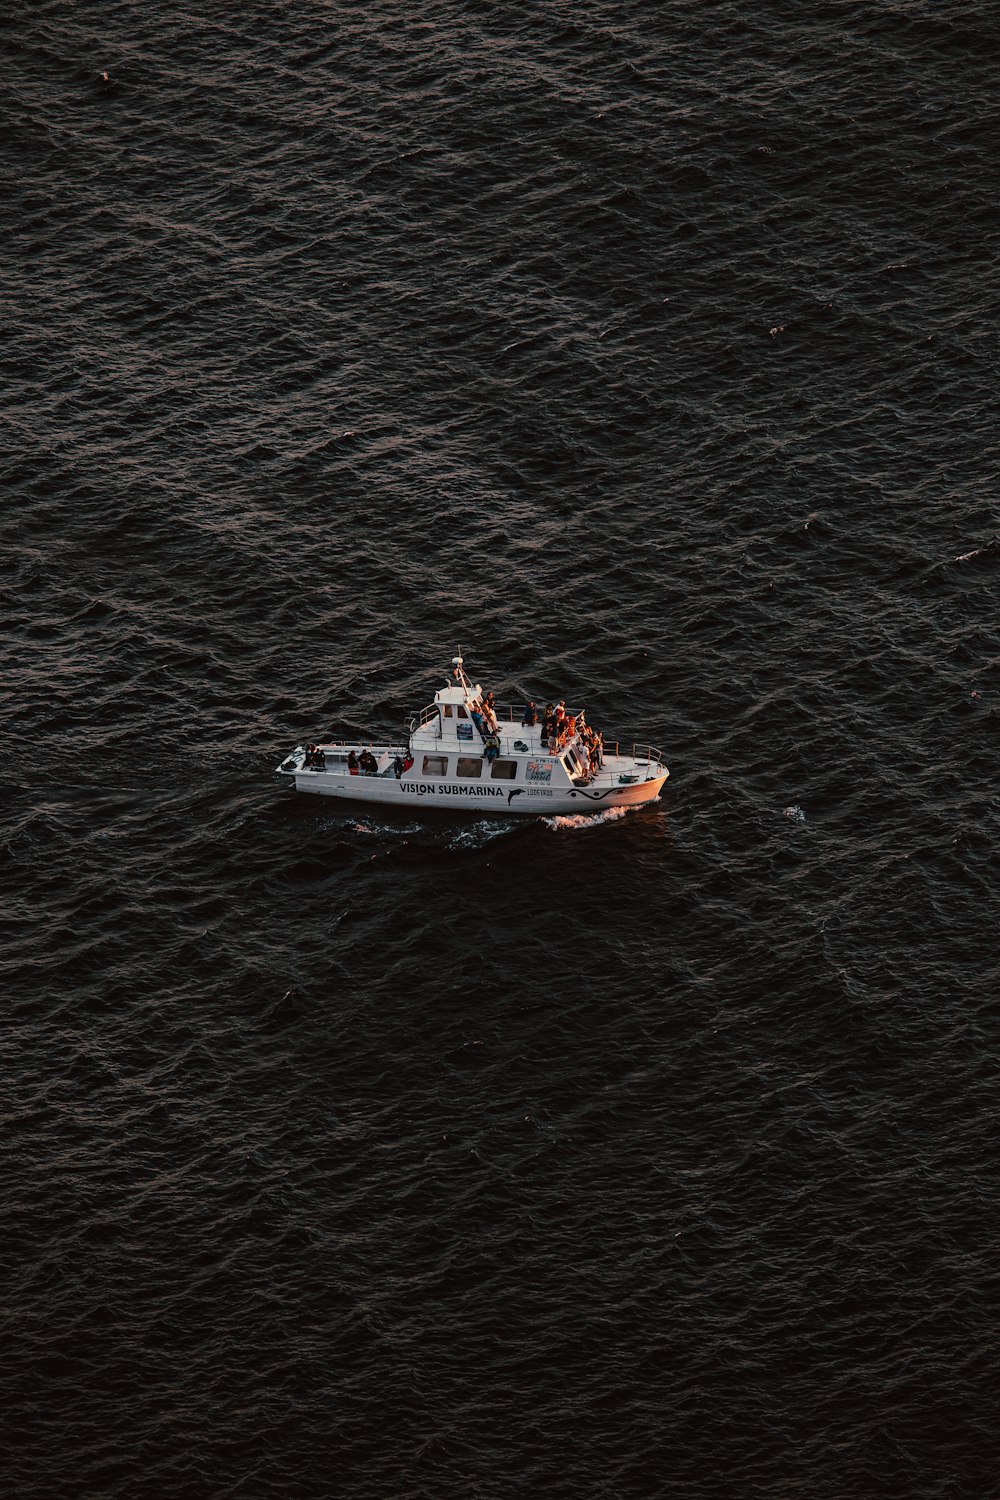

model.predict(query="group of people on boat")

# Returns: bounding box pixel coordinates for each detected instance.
[469,691,500,738]
[304,743,326,770]
[347,749,380,776]
[464,689,607,780]
[524,701,605,771]
[467,689,516,763]
[571,726,605,780]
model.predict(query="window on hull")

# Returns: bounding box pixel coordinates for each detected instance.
[490,759,517,781]
[422,755,447,777]
[456,757,482,779]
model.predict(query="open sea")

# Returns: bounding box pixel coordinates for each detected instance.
[3,2,999,1496]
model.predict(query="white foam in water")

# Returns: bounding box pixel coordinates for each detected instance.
[543,806,634,832]
[342,819,424,837]
[447,819,517,849]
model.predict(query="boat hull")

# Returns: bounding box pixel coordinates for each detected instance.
[288,769,667,814]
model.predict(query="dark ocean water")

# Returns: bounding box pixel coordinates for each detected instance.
[3,2,1000,1495]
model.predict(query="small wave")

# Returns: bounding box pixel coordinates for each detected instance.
[955,539,1000,562]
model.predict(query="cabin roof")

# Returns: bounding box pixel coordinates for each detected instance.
[433,681,481,705]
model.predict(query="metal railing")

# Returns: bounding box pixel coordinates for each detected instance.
[405,703,440,735]
[602,742,665,765]
[279,741,406,778]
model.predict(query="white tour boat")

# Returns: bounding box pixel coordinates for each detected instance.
[276,655,668,815]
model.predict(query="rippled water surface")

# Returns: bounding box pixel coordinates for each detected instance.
[3,2,999,1496]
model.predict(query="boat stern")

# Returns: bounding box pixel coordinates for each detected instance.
[276,746,305,776]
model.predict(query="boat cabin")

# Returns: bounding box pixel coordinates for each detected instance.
[405,669,584,790]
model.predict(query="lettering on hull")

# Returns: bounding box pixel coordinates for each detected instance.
[401,782,505,798]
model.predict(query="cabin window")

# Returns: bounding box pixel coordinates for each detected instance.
[422,755,447,777]
[457,705,468,718]
[490,759,517,781]
[443,704,453,718]
[456,757,482,779]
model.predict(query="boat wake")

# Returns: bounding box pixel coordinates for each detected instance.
[347,819,425,838]
[542,806,636,832]
[444,818,520,850]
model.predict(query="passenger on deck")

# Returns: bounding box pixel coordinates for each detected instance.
[470,705,486,737]
[348,750,359,775]
[393,755,404,778]
[483,692,499,733]
[360,749,379,775]
[522,701,537,727]
[484,736,500,762]
[401,751,414,774]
